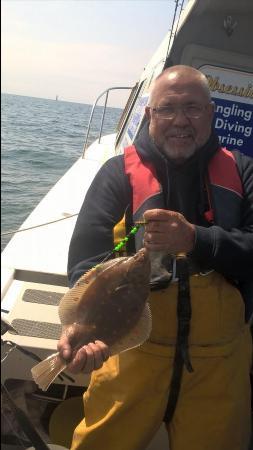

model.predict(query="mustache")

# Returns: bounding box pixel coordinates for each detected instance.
[166,127,194,137]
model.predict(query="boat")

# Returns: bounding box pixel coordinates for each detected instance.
[1,0,253,448]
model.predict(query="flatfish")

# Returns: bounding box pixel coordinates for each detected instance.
[31,248,151,391]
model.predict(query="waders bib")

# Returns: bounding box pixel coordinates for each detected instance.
[71,273,252,450]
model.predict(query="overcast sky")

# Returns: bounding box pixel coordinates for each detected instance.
[2,0,177,107]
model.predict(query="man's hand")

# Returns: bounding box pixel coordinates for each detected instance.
[143,209,195,254]
[57,333,110,374]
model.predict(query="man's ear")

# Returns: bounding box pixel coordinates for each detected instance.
[145,106,151,121]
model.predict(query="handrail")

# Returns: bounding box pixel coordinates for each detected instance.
[82,86,133,157]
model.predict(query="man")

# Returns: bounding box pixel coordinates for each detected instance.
[58,65,253,450]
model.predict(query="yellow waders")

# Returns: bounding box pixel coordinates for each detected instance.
[71,272,252,450]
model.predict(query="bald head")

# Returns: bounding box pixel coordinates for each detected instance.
[149,65,211,106]
[145,65,214,164]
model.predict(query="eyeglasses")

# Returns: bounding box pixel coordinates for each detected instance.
[150,103,210,120]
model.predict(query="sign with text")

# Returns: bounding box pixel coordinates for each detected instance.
[200,65,253,157]
[126,94,149,141]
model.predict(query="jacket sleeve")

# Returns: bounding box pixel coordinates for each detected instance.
[67,155,130,287]
[192,153,253,281]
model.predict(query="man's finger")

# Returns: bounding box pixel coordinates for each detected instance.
[67,346,87,374]
[57,334,72,361]
[86,342,105,370]
[81,345,95,373]
[143,209,172,221]
[94,340,111,361]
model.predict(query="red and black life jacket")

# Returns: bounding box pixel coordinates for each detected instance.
[124,144,243,251]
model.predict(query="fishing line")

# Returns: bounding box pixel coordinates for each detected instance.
[1,213,79,237]
[1,341,16,363]
[98,221,146,264]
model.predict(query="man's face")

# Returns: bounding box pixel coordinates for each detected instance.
[146,74,214,163]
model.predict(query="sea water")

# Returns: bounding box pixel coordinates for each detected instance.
[1,93,122,251]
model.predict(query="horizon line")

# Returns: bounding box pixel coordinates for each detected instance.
[1,91,123,110]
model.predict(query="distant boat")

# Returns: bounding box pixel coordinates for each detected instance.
[55,95,59,101]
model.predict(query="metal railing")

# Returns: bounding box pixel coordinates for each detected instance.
[82,86,133,157]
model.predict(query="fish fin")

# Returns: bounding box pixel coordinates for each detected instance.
[58,269,97,325]
[58,290,79,325]
[58,262,124,325]
[110,303,152,355]
[31,352,67,391]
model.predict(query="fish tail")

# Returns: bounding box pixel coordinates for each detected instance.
[31,352,67,391]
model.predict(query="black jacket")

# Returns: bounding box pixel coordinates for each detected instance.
[68,124,253,316]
